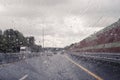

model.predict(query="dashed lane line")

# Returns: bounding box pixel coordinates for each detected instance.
[19,74,28,80]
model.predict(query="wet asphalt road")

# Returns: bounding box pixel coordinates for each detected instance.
[0,52,120,80]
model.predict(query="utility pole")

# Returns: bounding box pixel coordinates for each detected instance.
[42,25,44,52]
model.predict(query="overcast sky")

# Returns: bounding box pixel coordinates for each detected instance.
[0,0,120,47]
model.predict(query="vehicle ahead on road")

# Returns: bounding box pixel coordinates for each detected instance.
[47,53,53,56]
[60,51,64,54]
[53,52,57,54]
[52,50,65,55]
[61,50,65,54]
[45,51,53,56]
[20,46,31,53]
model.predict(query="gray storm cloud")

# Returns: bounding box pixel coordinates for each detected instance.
[0,0,119,47]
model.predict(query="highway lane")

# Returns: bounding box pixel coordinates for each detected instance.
[69,54,120,80]
[0,52,119,80]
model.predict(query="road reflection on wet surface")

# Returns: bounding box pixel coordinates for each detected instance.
[0,52,120,80]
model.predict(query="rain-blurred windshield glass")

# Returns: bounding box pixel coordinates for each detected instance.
[0,0,120,80]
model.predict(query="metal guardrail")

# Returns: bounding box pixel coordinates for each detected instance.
[68,51,120,64]
[0,52,41,65]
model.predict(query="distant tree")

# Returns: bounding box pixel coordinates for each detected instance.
[26,36,35,46]
[2,29,27,53]
[0,34,3,52]
[31,45,42,52]
[0,29,42,53]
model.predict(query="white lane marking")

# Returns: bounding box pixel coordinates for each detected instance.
[19,74,28,80]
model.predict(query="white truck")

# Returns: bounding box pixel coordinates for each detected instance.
[20,46,31,53]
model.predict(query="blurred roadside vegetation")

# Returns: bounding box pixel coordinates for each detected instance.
[0,29,41,53]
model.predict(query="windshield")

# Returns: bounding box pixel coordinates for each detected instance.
[0,0,120,80]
